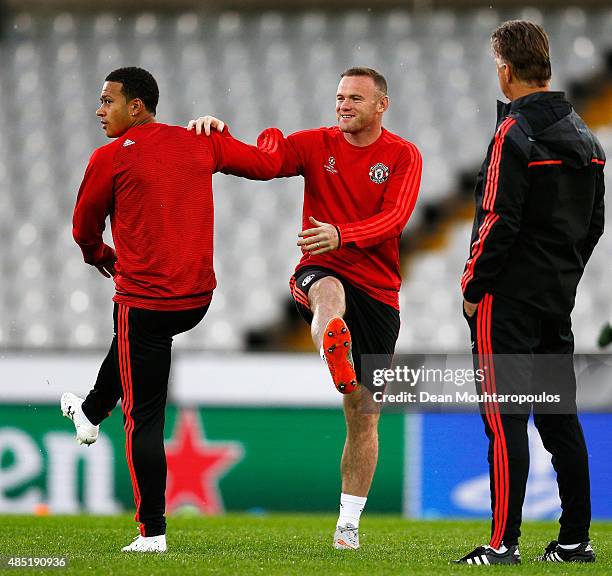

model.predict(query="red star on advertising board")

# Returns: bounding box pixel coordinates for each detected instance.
[165,409,243,514]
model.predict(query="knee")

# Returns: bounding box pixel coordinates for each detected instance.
[309,276,344,308]
[534,414,579,443]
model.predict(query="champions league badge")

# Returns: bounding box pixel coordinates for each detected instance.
[324,156,338,174]
[369,162,390,184]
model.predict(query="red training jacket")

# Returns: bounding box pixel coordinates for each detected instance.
[73,122,283,311]
[279,126,422,309]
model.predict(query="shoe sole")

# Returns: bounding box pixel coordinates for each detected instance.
[323,318,358,394]
[454,558,520,565]
[121,548,167,553]
[537,555,595,563]
[334,540,359,550]
[60,393,97,446]
[60,393,77,419]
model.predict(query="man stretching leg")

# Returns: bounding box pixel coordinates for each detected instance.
[189,67,422,549]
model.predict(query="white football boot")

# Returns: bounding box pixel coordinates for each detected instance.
[60,392,99,446]
[333,523,360,550]
[121,534,167,553]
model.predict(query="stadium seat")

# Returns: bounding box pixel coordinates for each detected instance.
[2,7,610,352]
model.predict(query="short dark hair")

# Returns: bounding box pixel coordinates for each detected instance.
[491,20,551,86]
[341,67,388,95]
[105,67,159,114]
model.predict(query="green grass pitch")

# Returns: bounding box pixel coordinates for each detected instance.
[1,514,610,575]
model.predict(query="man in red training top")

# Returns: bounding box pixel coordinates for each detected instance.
[61,67,283,553]
[189,67,422,550]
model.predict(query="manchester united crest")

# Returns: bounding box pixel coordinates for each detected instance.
[369,162,390,184]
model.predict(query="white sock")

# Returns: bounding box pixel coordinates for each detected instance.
[337,493,367,528]
[489,544,508,553]
[558,543,581,550]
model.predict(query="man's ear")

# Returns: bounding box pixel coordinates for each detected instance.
[503,63,513,85]
[379,95,390,113]
[129,98,146,117]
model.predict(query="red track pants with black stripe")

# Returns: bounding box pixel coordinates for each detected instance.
[465,293,591,547]
[82,303,208,536]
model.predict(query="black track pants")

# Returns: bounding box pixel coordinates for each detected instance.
[82,303,208,536]
[466,293,590,547]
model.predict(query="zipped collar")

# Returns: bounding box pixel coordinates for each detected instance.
[496,91,566,122]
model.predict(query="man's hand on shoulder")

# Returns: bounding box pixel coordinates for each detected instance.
[186,116,226,136]
[298,216,340,256]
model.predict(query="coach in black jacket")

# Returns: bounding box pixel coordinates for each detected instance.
[456,21,605,565]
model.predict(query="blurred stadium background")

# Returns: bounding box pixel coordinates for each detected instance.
[1,0,611,522]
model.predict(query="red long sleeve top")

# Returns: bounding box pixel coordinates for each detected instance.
[73,123,283,311]
[279,126,422,309]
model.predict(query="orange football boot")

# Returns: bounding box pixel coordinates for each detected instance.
[322,317,358,394]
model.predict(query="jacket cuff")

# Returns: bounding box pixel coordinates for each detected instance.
[462,285,484,305]
[337,223,356,244]
[84,243,115,266]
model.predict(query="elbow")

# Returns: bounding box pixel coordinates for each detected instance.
[72,229,97,264]
[72,226,85,246]
[72,226,95,249]
[257,161,282,180]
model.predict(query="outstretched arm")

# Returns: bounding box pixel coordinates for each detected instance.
[209,127,285,180]
[188,116,306,179]
[187,116,285,180]
[187,115,226,136]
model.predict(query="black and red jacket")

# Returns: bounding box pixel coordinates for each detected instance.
[461,91,605,316]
